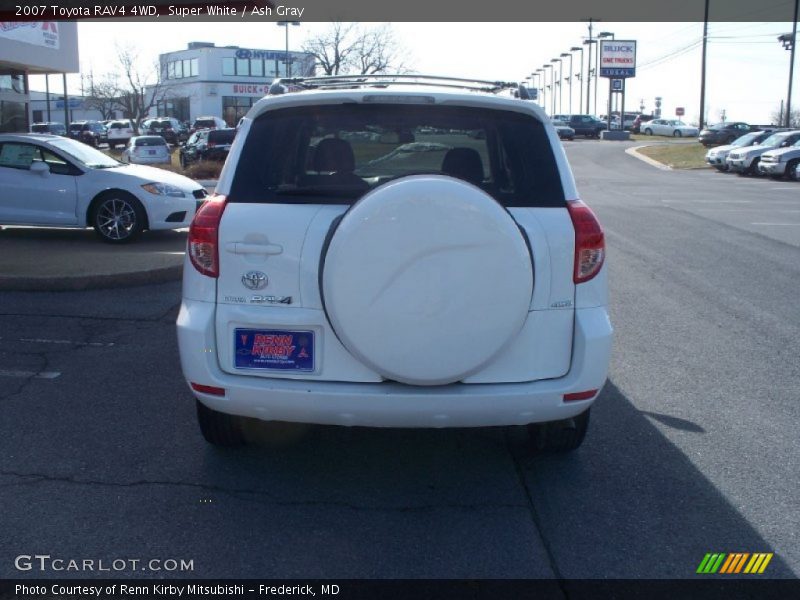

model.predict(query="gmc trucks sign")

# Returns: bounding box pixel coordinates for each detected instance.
[599,40,637,78]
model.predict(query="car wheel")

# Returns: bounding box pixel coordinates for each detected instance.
[528,408,591,452]
[645,128,653,135]
[673,130,682,137]
[108,142,116,149]
[92,193,145,244]
[747,158,761,176]
[179,154,187,169]
[196,400,246,447]
[786,159,800,181]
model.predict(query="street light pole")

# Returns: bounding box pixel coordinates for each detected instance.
[552,58,563,114]
[571,46,583,116]
[277,21,300,77]
[561,52,573,114]
[543,64,553,115]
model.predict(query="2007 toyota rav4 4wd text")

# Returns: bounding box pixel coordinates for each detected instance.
[177,75,612,452]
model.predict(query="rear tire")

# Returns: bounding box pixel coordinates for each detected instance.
[673,130,682,137]
[196,400,246,447]
[747,158,761,176]
[528,409,591,453]
[644,128,653,135]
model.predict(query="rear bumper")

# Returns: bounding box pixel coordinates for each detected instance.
[177,301,613,428]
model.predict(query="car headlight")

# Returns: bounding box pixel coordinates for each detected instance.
[141,183,186,198]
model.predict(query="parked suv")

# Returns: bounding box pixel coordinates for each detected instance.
[106,119,134,149]
[705,129,781,171]
[177,76,612,451]
[178,128,236,168]
[189,115,227,135]
[564,114,605,138]
[30,122,67,136]
[68,120,108,147]
[143,117,188,145]
[757,134,800,179]
[726,130,800,175]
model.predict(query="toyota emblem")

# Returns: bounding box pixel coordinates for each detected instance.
[241,271,268,290]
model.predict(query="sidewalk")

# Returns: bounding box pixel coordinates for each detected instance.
[0,227,188,291]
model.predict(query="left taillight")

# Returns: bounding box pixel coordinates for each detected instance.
[188,195,226,278]
[566,199,605,284]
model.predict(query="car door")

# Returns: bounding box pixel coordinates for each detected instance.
[0,142,79,225]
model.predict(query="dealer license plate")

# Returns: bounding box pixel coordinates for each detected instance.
[234,329,314,371]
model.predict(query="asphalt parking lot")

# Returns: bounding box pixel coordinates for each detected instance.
[0,141,797,581]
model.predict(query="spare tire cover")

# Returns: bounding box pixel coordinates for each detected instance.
[321,175,533,386]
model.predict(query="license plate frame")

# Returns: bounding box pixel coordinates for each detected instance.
[234,328,314,372]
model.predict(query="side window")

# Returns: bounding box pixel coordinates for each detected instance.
[0,143,37,169]
[40,149,72,176]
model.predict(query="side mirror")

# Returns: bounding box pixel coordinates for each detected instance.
[30,161,50,177]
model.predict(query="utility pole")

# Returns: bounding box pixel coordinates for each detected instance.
[785,0,799,127]
[699,0,710,130]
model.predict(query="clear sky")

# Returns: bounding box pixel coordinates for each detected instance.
[28,20,798,125]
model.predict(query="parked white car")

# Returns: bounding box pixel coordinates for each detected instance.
[121,135,172,165]
[177,75,612,452]
[106,119,134,149]
[726,130,800,175]
[757,136,800,179]
[0,133,207,243]
[642,119,699,137]
[705,130,780,171]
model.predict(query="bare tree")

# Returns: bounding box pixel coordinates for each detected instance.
[770,105,800,128]
[114,44,170,134]
[83,75,120,121]
[301,23,411,76]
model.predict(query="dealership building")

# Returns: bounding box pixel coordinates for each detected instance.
[0,22,79,132]
[150,42,316,126]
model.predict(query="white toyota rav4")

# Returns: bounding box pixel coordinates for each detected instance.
[177,76,612,452]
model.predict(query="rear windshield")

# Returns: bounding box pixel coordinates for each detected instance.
[32,124,50,133]
[209,129,235,144]
[109,121,130,129]
[134,137,167,146]
[229,104,565,207]
[194,119,217,128]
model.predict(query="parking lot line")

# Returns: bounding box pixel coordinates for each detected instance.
[17,338,115,347]
[0,369,61,379]
[750,222,800,226]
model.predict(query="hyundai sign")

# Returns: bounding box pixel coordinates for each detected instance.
[599,40,636,78]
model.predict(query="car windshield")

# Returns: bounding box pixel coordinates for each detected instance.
[49,138,120,168]
[760,133,787,146]
[732,132,764,146]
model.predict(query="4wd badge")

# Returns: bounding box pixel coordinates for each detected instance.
[241,271,268,290]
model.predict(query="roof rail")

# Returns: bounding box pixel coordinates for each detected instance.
[267,74,527,97]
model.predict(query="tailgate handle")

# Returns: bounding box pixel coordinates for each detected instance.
[225,242,283,255]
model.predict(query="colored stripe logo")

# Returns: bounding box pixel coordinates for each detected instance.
[696,553,773,574]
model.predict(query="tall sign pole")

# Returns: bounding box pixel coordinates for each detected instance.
[585,18,594,114]
[786,0,798,127]
[599,39,637,136]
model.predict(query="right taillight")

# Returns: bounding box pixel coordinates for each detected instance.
[566,199,605,284]
[188,195,226,277]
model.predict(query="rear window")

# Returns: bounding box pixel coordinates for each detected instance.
[134,137,167,147]
[109,121,130,129]
[209,129,235,144]
[229,104,565,207]
[193,119,217,129]
[31,124,50,133]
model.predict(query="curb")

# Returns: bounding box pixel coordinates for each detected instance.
[625,145,673,171]
[0,264,183,292]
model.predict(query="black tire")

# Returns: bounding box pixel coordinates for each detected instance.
[196,400,246,447]
[180,153,187,169]
[786,159,800,181]
[747,157,761,176]
[91,193,146,243]
[644,128,653,135]
[527,408,591,453]
[673,130,682,137]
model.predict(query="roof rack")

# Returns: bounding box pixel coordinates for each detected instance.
[267,74,531,99]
